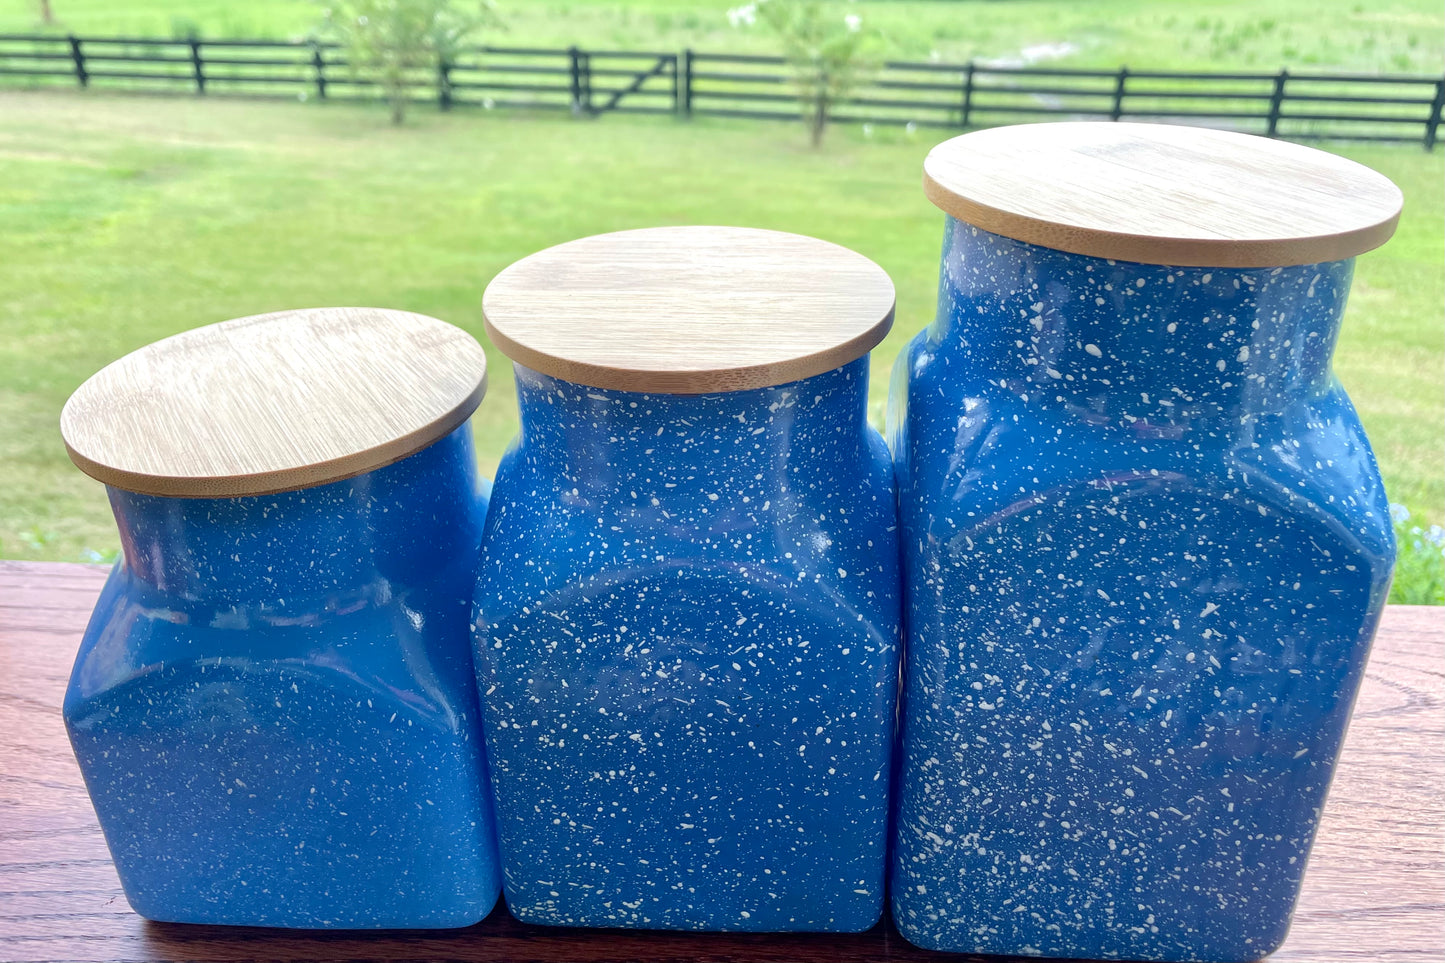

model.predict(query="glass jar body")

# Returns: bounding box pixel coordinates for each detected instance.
[887,221,1394,961]
[63,424,502,928]
[475,359,900,932]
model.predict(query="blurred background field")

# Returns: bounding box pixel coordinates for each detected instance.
[0,0,1441,599]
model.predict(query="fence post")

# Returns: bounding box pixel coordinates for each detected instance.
[311,40,327,100]
[579,50,593,115]
[1424,75,1445,151]
[670,53,681,115]
[67,34,87,88]
[682,48,693,117]
[438,54,452,111]
[961,61,975,128]
[189,37,205,94]
[568,46,583,114]
[1267,68,1289,137]
[1111,65,1128,121]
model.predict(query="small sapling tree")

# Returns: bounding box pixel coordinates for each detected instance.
[732,0,880,146]
[321,0,500,125]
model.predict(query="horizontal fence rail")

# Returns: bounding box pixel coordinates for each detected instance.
[690,52,1444,146]
[0,33,1440,147]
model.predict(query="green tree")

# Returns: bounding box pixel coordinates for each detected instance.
[320,0,500,125]
[734,0,881,147]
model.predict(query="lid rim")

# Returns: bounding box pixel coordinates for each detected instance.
[486,312,895,395]
[925,170,1403,268]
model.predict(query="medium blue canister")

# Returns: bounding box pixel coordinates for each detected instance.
[59,308,502,928]
[887,124,1403,961]
[475,226,901,931]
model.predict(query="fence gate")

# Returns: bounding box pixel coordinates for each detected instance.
[572,50,678,116]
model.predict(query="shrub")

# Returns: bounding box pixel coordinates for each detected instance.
[1389,504,1445,605]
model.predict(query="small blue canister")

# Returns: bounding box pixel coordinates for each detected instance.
[476,226,901,931]
[60,308,502,928]
[888,124,1402,961]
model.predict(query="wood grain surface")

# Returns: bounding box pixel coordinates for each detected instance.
[61,308,488,499]
[1,560,1440,963]
[922,123,1403,267]
[482,226,896,394]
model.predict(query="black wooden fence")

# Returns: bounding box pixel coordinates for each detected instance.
[2,33,1442,148]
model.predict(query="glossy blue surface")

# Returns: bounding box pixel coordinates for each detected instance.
[474,358,900,932]
[887,220,1394,961]
[64,424,502,928]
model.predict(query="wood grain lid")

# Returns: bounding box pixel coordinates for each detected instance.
[61,307,488,498]
[923,122,1402,267]
[482,226,896,394]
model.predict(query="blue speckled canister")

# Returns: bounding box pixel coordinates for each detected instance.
[476,226,901,931]
[59,308,502,928]
[888,124,1403,961]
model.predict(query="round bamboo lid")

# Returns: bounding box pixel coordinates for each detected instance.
[61,307,488,498]
[482,226,896,394]
[923,122,1402,267]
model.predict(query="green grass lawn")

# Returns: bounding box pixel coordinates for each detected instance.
[2,0,1442,73]
[1,91,1440,581]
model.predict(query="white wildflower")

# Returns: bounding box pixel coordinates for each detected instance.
[728,4,758,27]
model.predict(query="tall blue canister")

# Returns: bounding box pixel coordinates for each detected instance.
[475,226,901,931]
[60,308,502,928]
[887,123,1403,961]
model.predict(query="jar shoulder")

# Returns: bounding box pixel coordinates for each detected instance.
[894,374,1392,560]
[64,561,480,726]
[482,430,899,588]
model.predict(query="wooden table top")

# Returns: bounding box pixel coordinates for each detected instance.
[2,560,1441,962]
